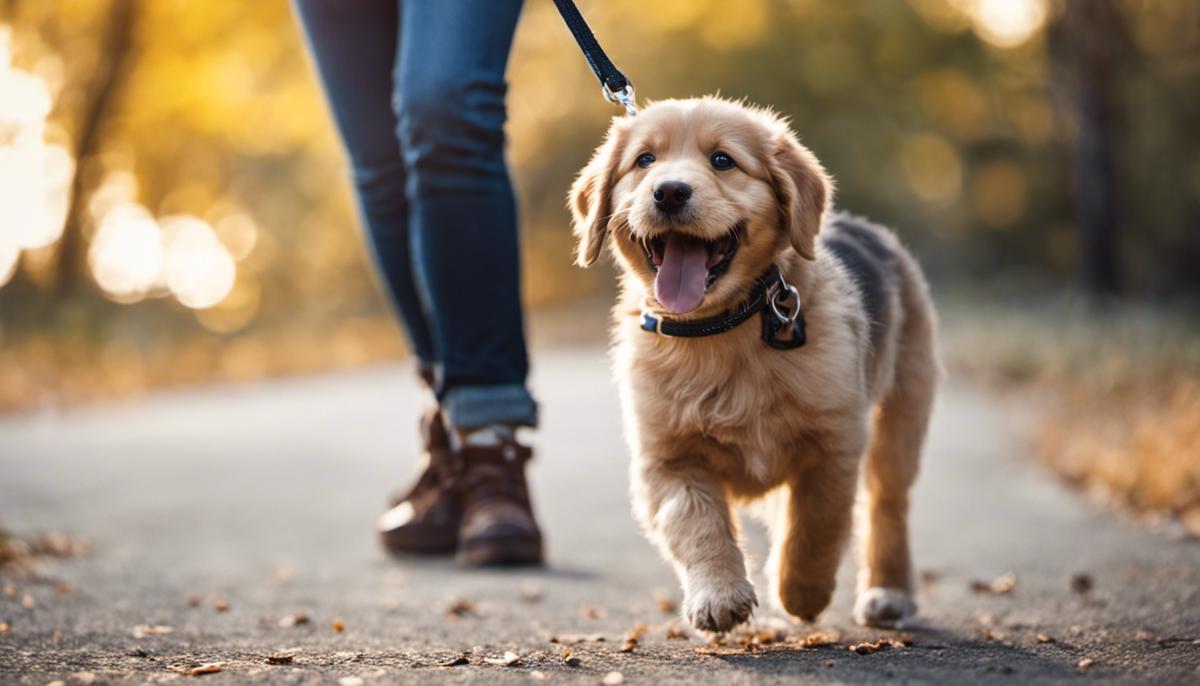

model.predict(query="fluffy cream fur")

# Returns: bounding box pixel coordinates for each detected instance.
[570,97,939,631]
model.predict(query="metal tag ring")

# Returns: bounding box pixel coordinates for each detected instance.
[770,283,801,323]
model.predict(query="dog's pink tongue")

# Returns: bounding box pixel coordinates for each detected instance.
[654,233,708,314]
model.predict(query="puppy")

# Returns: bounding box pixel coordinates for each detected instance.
[569,97,939,631]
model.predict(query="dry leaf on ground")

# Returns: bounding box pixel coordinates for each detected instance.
[0,622,10,634]
[665,621,689,640]
[278,612,310,628]
[848,637,909,655]
[132,625,173,638]
[797,629,842,648]
[185,594,201,608]
[549,633,606,644]
[484,651,521,667]
[970,571,1017,595]
[439,654,469,667]
[445,598,478,619]
[213,598,229,612]
[1077,658,1095,671]
[1036,633,1056,644]
[562,650,581,667]
[265,654,294,665]
[331,618,346,632]
[1071,573,1094,594]
[579,603,603,620]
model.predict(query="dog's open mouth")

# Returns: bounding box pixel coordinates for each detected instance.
[641,223,742,314]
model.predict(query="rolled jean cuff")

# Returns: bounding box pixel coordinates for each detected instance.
[442,384,538,430]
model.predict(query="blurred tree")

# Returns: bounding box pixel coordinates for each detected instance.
[1050,0,1127,298]
[54,0,136,296]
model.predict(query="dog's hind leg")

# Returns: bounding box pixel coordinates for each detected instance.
[854,265,938,627]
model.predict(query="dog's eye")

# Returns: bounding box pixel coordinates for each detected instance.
[710,151,736,171]
[636,152,656,169]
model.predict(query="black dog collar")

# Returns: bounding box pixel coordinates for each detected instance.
[639,265,807,349]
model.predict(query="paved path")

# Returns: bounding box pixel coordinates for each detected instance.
[1,348,1198,684]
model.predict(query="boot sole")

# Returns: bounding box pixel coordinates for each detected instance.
[457,538,543,567]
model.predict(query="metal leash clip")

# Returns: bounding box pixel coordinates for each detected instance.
[603,82,639,116]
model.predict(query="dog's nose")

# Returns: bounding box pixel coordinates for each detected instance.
[653,181,692,214]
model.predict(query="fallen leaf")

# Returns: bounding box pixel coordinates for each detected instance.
[54,581,73,594]
[1071,573,1094,594]
[619,638,637,653]
[562,650,581,667]
[440,654,470,667]
[213,598,229,612]
[186,594,202,608]
[278,612,310,628]
[549,633,606,644]
[189,663,223,676]
[970,571,1017,595]
[265,653,294,665]
[484,651,521,667]
[797,629,842,648]
[665,622,689,640]
[655,594,677,614]
[2,584,14,597]
[331,618,346,633]
[1036,633,1056,644]
[978,628,1005,641]
[579,603,603,620]
[132,625,174,638]
[338,677,364,686]
[52,628,62,642]
[0,622,10,634]
[602,672,624,685]
[445,598,477,619]
[21,594,33,609]
[1077,658,1095,672]
[848,638,908,655]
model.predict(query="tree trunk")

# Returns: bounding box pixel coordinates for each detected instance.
[54,0,137,297]
[1056,0,1125,298]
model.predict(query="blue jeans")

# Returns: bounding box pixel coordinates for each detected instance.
[293,0,536,429]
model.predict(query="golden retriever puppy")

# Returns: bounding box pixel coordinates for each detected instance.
[569,97,939,631]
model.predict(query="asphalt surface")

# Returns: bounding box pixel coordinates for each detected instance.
[2,347,1199,685]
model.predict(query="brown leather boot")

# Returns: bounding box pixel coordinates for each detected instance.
[455,434,543,567]
[377,409,462,555]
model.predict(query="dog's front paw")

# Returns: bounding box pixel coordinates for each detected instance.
[684,576,757,633]
[853,587,916,627]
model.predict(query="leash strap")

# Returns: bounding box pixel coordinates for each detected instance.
[639,265,807,349]
[551,0,638,115]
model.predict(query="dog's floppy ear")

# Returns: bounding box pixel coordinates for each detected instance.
[768,128,833,261]
[569,121,629,267]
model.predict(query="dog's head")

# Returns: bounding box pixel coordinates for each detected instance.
[570,97,832,316]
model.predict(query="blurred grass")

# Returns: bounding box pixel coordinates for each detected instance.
[941,294,1200,532]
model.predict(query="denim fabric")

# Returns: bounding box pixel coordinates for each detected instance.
[293,0,536,429]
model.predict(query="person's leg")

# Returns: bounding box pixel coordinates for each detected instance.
[394,0,536,430]
[291,0,434,374]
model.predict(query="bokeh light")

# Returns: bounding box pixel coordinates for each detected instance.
[900,133,963,207]
[88,203,163,303]
[967,0,1048,48]
[161,215,236,310]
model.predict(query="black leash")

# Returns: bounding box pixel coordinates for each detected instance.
[551,0,638,115]
[640,265,808,350]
